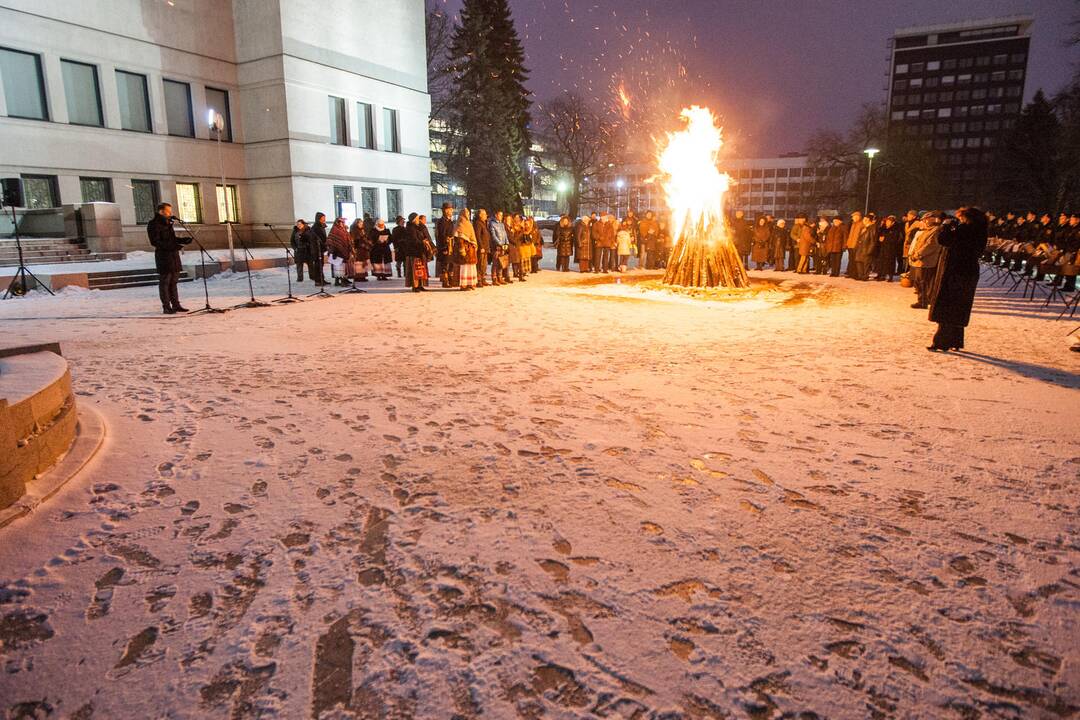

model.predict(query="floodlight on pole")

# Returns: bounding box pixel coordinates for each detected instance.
[862,147,879,215]
[210,110,235,264]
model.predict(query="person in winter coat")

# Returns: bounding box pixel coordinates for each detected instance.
[791,215,814,274]
[290,218,315,283]
[751,217,771,270]
[436,202,456,287]
[489,210,511,285]
[453,208,479,290]
[908,212,943,309]
[927,207,988,351]
[594,214,617,273]
[310,212,329,285]
[814,217,829,274]
[901,209,919,275]
[574,215,592,273]
[845,211,863,278]
[326,217,356,286]
[369,219,393,280]
[657,219,672,268]
[616,219,634,272]
[876,215,903,282]
[508,215,526,281]
[390,216,409,279]
[771,218,788,271]
[731,210,752,267]
[474,209,491,287]
[147,202,190,314]
[554,215,574,271]
[349,218,371,282]
[637,211,659,269]
[824,216,846,277]
[852,214,878,281]
[405,212,431,292]
[525,216,542,273]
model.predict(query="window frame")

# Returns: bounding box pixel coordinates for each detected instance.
[0,46,49,121]
[115,69,152,133]
[328,96,348,146]
[163,78,195,138]
[79,176,114,203]
[215,183,239,223]
[20,174,60,209]
[131,179,160,225]
[382,107,400,153]
[60,58,104,127]
[356,102,375,149]
[205,86,232,142]
[175,181,203,223]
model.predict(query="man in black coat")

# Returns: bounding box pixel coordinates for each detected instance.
[147,202,190,314]
[309,212,328,285]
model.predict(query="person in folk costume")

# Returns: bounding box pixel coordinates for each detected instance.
[489,210,510,285]
[517,215,534,277]
[349,217,371,282]
[369,218,393,280]
[474,208,491,287]
[390,216,409,279]
[418,214,435,288]
[452,208,479,291]
[405,212,431,292]
[927,207,988,351]
[435,202,456,288]
[751,216,771,270]
[326,217,356,286]
[508,214,526,281]
[527,216,543,273]
[573,214,592,273]
[553,215,574,271]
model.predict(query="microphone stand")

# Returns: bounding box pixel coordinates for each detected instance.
[2,203,54,299]
[173,217,228,316]
[231,226,271,309]
[263,223,303,304]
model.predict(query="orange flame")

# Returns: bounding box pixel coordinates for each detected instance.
[657,106,730,244]
[617,81,631,119]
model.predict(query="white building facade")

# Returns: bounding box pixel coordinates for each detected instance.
[0,0,431,249]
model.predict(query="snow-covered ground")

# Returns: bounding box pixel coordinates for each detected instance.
[0,257,1077,719]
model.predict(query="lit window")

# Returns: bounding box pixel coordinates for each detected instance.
[216,184,239,223]
[895,63,908,74]
[926,60,940,71]
[176,182,202,222]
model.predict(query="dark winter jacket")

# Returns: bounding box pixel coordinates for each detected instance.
[929,216,988,328]
[147,213,186,273]
[554,222,574,256]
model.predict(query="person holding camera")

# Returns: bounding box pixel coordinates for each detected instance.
[147,202,190,315]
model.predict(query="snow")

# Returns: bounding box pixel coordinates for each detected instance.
[0,256,1077,719]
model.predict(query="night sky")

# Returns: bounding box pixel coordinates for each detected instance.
[436,0,1077,157]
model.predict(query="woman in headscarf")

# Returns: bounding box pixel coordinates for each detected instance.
[553,215,574,271]
[326,217,355,286]
[349,218,371,282]
[454,208,479,290]
[370,218,393,280]
[751,216,771,270]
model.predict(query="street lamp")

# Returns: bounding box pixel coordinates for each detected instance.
[615,178,625,217]
[209,109,235,265]
[556,180,568,214]
[863,147,879,215]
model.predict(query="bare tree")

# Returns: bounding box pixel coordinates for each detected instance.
[426,0,454,123]
[535,93,615,218]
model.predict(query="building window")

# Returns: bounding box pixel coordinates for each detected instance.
[969,121,983,132]
[943,58,957,70]
[21,174,59,208]
[925,77,939,88]
[895,63,908,74]
[949,138,964,149]
[205,87,232,141]
[131,179,159,224]
[1006,86,1021,97]
[992,54,1007,65]
[907,94,921,105]
[328,96,347,145]
[939,91,954,102]
[951,121,967,133]
[382,108,400,152]
[893,96,906,107]
[966,137,981,148]
[216,184,239,222]
[175,182,202,222]
[958,74,971,84]
[987,104,1002,115]
[361,187,379,218]
[972,89,987,100]
[959,58,974,69]
[974,73,988,84]
[357,102,374,149]
[937,107,952,118]
[1009,53,1026,64]
[386,189,402,220]
[333,185,353,204]
[956,90,970,101]
[990,71,1006,82]
[976,56,990,67]
[0,47,48,120]
[909,78,923,88]
[115,70,151,132]
[80,177,113,203]
[61,59,103,127]
[905,110,919,119]
[910,62,924,73]
[934,138,947,150]
[942,75,955,86]
[891,110,904,120]
[894,79,908,91]
[1007,69,1023,81]
[163,79,194,137]
[926,60,941,71]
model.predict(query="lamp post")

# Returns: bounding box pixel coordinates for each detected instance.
[863,147,879,216]
[210,109,235,265]
[556,180,568,214]
[616,178,625,217]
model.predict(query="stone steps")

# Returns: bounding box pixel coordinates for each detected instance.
[86,267,193,291]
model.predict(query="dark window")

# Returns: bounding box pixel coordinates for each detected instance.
[116,70,151,132]
[21,174,59,208]
[976,56,990,67]
[894,79,908,91]
[205,87,232,142]
[959,58,974,69]
[163,79,194,137]
[382,107,400,152]
[357,102,374,149]
[361,187,379,217]
[0,47,48,120]
[942,58,957,70]
[333,185,353,203]
[386,189,402,220]
[80,177,113,202]
[61,59,103,126]
[329,96,347,145]
[131,179,159,224]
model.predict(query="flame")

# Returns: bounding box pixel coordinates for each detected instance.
[617,81,632,119]
[657,106,730,244]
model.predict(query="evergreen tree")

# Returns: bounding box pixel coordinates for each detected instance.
[991,91,1063,212]
[444,0,532,212]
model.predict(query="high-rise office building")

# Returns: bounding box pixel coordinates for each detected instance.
[886,16,1032,206]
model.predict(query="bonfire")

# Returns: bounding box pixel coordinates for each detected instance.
[659,107,750,289]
